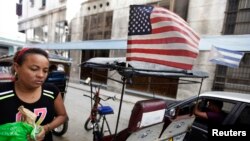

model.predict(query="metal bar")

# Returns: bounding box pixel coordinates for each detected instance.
[112,77,126,141]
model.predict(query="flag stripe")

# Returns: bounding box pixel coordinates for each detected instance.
[127,57,192,70]
[222,55,242,62]
[127,53,195,65]
[127,43,199,54]
[127,31,198,51]
[127,31,197,44]
[127,57,193,70]
[215,47,244,56]
[151,17,199,44]
[128,37,198,49]
[211,58,240,65]
[151,26,198,47]
[127,5,200,70]
[209,46,244,68]
[127,48,198,58]
[210,59,239,68]
[151,9,200,40]
[218,50,244,59]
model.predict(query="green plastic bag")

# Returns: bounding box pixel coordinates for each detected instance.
[0,122,37,141]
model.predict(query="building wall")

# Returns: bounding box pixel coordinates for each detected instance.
[18,0,230,99]
[187,0,227,35]
[69,0,164,84]
[175,0,227,99]
[18,0,66,43]
[19,0,66,22]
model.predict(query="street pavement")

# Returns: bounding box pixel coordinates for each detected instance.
[53,83,147,141]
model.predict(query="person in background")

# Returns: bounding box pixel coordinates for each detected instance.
[194,99,225,124]
[0,48,68,141]
[49,64,58,72]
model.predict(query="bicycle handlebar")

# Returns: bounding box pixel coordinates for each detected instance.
[83,94,116,102]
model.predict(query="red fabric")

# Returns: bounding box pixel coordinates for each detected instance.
[15,48,30,62]
[103,99,166,141]
[127,99,166,132]
[127,5,200,70]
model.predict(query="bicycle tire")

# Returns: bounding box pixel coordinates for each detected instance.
[84,118,93,131]
[52,120,68,136]
[84,115,101,131]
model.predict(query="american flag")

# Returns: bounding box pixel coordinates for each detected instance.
[126,5,200,70]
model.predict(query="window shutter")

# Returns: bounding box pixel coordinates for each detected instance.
[16,3,22,16]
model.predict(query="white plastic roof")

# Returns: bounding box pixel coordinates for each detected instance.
[25,35,250,51]
[199,34,250,51]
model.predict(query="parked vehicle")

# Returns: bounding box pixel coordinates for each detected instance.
[0,60,13,82]
[164,91,250,141]
[81,57,208,141]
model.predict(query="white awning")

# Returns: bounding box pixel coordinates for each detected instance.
[25,35,250,51]
[199,34,250,51]
[25,39,127,50]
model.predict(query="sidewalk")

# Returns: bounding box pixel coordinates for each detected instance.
[68,82,147,104]
[54,86,136,141]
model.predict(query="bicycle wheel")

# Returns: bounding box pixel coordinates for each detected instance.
[84,115,101,131]
[52,120,68,136]
[84,118,93,131]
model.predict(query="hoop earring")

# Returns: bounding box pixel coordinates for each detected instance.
[14,72,18,80]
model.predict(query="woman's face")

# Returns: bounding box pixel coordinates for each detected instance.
[15,54,49,89]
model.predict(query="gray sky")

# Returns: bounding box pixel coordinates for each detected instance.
[0,1,18,33]
[0,0,24,40]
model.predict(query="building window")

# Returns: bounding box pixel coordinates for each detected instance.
[213,0,250,93]
[223,0,250,34]
[42,0,46,7]
[26,25,48,43]
[55,21,68,43]
[81,11,113,83]
[39,0,46,9]
[54,21,69,58]
[213,53,250,93]
[16,3,22,16]
[30,0,34,7]
[83,11,113,40]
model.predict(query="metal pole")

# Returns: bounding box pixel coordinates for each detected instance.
[90,71,93,108]
[113,76,126,141]
[197,78,204,97]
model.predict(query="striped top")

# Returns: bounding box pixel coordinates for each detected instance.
[0,82,59,141]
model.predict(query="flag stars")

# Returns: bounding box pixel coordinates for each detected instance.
[128,5,153,35]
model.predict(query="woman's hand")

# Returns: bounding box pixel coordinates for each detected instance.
[35,126,46,141]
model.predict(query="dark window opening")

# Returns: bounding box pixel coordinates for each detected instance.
[80,50,109,84]
[235,105,250,126]
[223,0,250,35]
[213,53,250,93]
[42,0,46,7]
[81,11,113,84]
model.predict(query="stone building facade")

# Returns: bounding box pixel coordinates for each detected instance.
[17,0,250,99]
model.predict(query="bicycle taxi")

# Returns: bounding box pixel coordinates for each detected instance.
[0,52,72,136]
[80,57,208,141]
